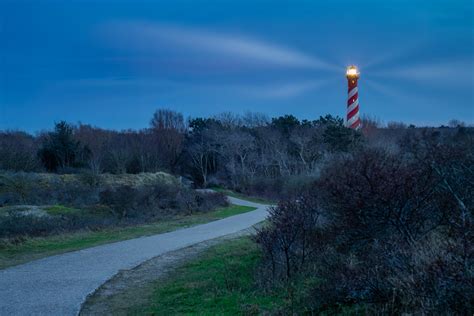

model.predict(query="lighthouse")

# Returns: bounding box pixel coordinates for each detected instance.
[346,65,361,129]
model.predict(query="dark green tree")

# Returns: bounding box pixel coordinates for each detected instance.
[316,115,362,152]
[38,121,90,171]
[271,115,301,134]
[188,117,222,133]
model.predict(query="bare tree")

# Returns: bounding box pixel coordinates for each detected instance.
[218,129,256,188]
[387,121,408,129]
[242,111,270,127]
[448,119,466,128]
[289,125,322,175]
[75,124,112,174]
[149,109,186,172]
[186,128,221,187]
[0,131,40,171]
[150,109,186,132]
[213,112,243,129]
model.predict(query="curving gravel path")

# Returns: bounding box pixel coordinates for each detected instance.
[0,196,269,316]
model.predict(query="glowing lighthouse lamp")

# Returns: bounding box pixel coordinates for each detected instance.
[346,65,361,129]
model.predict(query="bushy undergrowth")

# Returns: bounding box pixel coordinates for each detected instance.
[0,172,227,239]
[234,175,318,201]
[255,129,474,314]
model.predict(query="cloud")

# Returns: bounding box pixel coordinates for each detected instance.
[58,78,171,88]
[368,59,473,88]
[56,76,330,99]
[99,21,335,71]
[243,80,332,98]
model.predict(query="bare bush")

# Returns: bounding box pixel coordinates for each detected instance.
[255,194,322,281]
[0,172,227,239]
[256,128,474,314]
[0,131,41,172]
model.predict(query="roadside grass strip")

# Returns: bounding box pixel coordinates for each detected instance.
[0,204,255,269]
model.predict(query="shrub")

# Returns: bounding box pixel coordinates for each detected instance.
[256,130,473,314]
[0,172,33,205]
[98,184,228,219]
[0,172,228,239]
[255,194,323,282]
[0,131,41,172]
[0,213,63,238]
[0,172,100,206]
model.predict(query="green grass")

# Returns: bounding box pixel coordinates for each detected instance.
[211,187,275,205]
[0,204,255,270]
[104,236,358,315]
[135,237,288,315]
[43,205,81,215]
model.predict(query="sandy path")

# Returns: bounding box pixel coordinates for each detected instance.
[0,197,269,316]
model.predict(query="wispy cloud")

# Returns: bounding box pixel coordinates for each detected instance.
[368,59,473,88]
[243,80,333,98]
[99,21,335,71]
[56,77,330,99]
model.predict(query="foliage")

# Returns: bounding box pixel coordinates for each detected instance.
[150,109,186,131]
[37,121,90,172]
[322,119,362,152]
[0,131,40,172]
[255,128,474,314]
[0,172,228,239]
[271,114,301,134]
[0,112,365,200]
[0,172,100,206]
[0,113,468,202]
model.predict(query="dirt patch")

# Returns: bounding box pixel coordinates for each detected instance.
[79,229,255,316]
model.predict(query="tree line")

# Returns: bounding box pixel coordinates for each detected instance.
[0,109,469,198]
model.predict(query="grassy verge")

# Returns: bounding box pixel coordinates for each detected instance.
[211,187,275,205]
[0,204,255,270]
[133,237,289,315]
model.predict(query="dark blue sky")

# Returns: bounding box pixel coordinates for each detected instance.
[1,0,473,132]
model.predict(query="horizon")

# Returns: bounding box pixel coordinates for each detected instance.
[2,110,471,136]
[1,0,473,132]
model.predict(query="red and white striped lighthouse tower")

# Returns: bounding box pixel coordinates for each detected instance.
[346,65,361,129]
